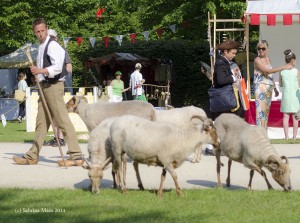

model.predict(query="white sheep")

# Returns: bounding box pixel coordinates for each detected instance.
[214,113,291,191]
[66,96,155,192]
[109,114,219,197]
[155,106,207,163]
[83,117,141,194]
[66,96,156,132]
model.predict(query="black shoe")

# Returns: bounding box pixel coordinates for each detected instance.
[52,138,65,147]
[204,148,214,156]
[43,138,56,146]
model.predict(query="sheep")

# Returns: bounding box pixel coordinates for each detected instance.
[66,96,156,132]
[214,113,291,191]
[85,105,208,194]
[83,117,142,194]
[155,106,207,162]
[109,114,219,197]
[66,96,155,192]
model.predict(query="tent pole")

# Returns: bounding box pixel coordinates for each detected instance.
[245,15,251,100]
[208,12,214,84]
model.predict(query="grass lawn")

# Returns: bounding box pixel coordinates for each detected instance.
[1,188,300,223]
[1,121,300,223]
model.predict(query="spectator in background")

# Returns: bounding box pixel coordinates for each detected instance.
[279,49,300,140]
[47,28,73,93]
[129,63,147,101]
[43,28,69,147]
[253,40,291,128]
[109,70,130,102]
[17,72,28,123]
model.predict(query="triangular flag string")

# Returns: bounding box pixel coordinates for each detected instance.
[58,17,201,48]
[89,37,96,48]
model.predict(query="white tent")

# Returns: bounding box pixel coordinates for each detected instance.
[245,0,300,82]
[0,43,38,68]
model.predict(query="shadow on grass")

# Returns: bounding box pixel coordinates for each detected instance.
[187,179,246,190]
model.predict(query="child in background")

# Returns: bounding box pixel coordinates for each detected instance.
[279,49,300,140]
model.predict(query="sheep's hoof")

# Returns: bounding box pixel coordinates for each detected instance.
[177,190,184,196]
[138,184,145,191]
[156,191,163,198]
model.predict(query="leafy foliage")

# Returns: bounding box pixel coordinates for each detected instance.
[0,0,248,106]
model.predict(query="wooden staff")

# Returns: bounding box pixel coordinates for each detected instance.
[22,43,67,168]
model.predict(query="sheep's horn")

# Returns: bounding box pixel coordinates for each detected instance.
[100,157,112,169]
[190,115,207,122]
[83,157,92,169]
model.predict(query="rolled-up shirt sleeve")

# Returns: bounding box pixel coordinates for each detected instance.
[45,41,65,78]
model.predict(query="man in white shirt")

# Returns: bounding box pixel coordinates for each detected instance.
[13,18,83,167]
[129,63,145,100]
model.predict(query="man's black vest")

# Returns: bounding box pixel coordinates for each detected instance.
[43,39,68,83]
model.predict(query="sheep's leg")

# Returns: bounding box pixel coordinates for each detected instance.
[192,148,198,163]
[215,148,222,188]
[122,154,127,188]
[157,168,167,197]
[226,159,232,187]
[192,144,201,163]
[133,161,145,190]
[248,164,273,190]
[247,169,255,190]
[165,165,183,196]
[112,170,117,189]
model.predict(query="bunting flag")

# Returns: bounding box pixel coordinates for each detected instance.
[250,14,260,25]
[76,37,83,47]
[156,28,164,38]
[129,33,137,44]
[267,14,276,26]
[181,21,190,29]
[103,36,110,48]
[96,8,105,20]
[89,37,96,48]
[63,37,71,48]
[57,18,196,48]
[169,24,176,33]
[142,31,150,42]
[283,14,293,25]
[115,35,123,46]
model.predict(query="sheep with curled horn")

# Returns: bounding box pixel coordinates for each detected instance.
[214,113,291,191]
[109,114,220,197]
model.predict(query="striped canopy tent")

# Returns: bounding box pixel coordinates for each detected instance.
[244,0,300,83]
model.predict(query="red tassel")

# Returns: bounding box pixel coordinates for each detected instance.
[96,8,105,20]
[129,33,136,44]
[76,37,83,47]
[250,14,260,25]
[102,36,110,48]
[283,14,293,25]
[267,14,276,26]
[156,28,164,38]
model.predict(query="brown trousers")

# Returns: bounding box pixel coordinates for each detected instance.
[25,81,82,160]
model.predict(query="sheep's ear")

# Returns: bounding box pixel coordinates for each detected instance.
[265,155,280,171]
[74,96,81,107]
[281,155,289,164]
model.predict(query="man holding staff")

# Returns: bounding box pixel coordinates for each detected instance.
[13,18,83,167]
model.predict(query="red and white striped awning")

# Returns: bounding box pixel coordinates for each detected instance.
[245,0,300,25]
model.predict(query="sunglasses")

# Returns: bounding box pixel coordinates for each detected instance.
[257,47,266,51]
